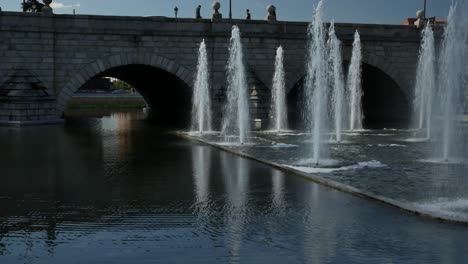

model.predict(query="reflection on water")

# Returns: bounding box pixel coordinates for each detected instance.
[1,112,468,263]
[193,129,468,221]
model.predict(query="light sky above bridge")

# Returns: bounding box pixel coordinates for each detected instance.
[1,0,452,24]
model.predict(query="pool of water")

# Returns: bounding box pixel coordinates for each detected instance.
[1,112,468,263]
[186,128,468,222]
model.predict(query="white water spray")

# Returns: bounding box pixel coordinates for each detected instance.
[433,2,468,161]
[328,22,346,142]
[270,46,288,132]
[222,26,251,144]
[347,30,363,131]
[413,23,436,139]
[191,39,212,133]
[304,0,330,165]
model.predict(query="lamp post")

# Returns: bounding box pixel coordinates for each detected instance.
[229,0,232,19]
[423,0,427,19]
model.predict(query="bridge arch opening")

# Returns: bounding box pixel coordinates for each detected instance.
[67,64,192,128]
[287,62,410,129]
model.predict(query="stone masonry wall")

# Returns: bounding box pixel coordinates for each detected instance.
[0,11,430,125]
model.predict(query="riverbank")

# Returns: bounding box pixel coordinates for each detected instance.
[67,93,146,109]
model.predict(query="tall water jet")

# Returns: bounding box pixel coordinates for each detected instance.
[270,46,288,132]
[328,22,346,142]
[304,0,330,165]
[347,30,363,131]
[433,2,468,161]
[191,39,212,133]
[222,26,251,144]
[413,23,436,139]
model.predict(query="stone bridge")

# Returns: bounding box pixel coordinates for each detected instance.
[0,11,432,128]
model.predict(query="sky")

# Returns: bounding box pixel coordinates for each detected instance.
[0,0,452,24]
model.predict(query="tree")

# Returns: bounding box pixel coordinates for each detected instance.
[22,0,45,13]
[112,79,133,92]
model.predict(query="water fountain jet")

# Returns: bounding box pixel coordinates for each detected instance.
[304,0,330,165]
[432,2,468,162]
[413,23,436,140]
[270,46,288,132]
[347,30,363,131]
[191,39,212,133]
[222,26,251,144]
[328,22,346,142]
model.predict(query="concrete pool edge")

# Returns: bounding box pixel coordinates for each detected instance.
[175,132,468,225]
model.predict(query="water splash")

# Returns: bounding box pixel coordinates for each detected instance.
[433,2,468,161]
[347,30,363,131]
[191,39,212,133]
[270,46,288,132]
[328,22,346,142]
[222,26,251,144]
[413,23,436,140]
[304,0,330,165]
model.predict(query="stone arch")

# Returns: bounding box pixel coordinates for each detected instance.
[286,52,411,129]
[286,52,408,96]
[56,53,194,113]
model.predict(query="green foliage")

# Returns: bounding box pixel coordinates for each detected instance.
[22,0,45,12]
[112,79,133,91]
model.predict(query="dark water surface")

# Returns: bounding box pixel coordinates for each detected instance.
[1,112,468,264]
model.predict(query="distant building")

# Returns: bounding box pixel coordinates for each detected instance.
[403,17,446,26]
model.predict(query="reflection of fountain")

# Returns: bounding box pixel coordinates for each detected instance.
[270,46,288,132]
[305,0,330,165]
[191,40,212,133]
[347,30,363,131]
[271,170,286,212]
[222,26,250,144]
[432,2,467,161]
[413,23,436,140]
[328,22,346,142]
[192,146,211,204]
[220,152,249,261]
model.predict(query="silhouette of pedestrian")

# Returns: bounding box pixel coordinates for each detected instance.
[174,6,178,18]
[196,5,202,19]
[246,9,251,20]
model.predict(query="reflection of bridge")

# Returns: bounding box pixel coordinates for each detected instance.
[0,12,439,127]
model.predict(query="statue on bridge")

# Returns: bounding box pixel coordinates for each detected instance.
[196,5,202,19]
[415,10,426,29]
[265,5,277,22]
[211,2,222,22]
[246,9,251,20]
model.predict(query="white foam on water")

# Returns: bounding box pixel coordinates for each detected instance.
[257,129,297,134]
[419,158,468,165]
[216,142,256,147]
[284,160,387,174]
[343,133,361,136]
[292,158,340,167]
[402,138,430,143]
[271,143,298,148]
[254,143,298,148]
[414,198,468,219]
[185,131,219,136]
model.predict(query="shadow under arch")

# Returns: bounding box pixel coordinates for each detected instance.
[57,53,195,128]
[287,62,410,129]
